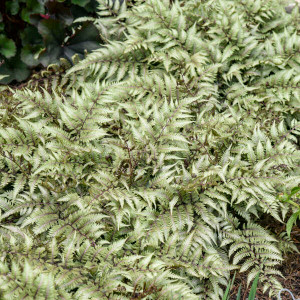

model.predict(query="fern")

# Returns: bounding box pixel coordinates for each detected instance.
[0,0,300,299]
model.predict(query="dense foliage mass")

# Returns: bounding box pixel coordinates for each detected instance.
[0,0,121,84]
[0,0,300,299]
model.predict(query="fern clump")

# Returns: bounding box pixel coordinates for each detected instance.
[0,0,300,299]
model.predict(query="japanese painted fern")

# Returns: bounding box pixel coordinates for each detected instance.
[0,0,300,299]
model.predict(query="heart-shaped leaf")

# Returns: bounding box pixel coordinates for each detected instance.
[21,0,44,22]
[21,25,43,46]
[21,45,42,67]
[64,21,101,55]
[38,19,65,46]
[38,21,101,66]
[0,54,30,84]
[0,35,16,58]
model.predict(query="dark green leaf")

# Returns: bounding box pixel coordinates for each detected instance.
[46,1,73,25]
[38,19,65,46]
[36,18,65,66]
[6,0,20,15]
[71,0,90,7]
[68,22,100,45]
[21,0,44,22]
[20,25,43,46]
[58,22,101,62]
[21,8,33,23]
[0,54,30,84]
[71,0,98,15]
[38,46,63,67]
[0,35,16,59]
[29,13,43,26]
[21,45,42,67]
[65,21,101,55]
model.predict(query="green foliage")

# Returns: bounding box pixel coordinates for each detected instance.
[222,271,260,300]
[0,34,16,58]
[278,186,300,237]
[248,271,260,300]
[0,0,126,84]
[0,0,300,299]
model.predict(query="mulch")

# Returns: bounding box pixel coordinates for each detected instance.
[230,219,300,300]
